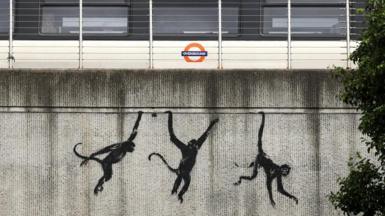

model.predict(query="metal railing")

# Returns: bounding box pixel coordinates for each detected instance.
[1,0,366,70]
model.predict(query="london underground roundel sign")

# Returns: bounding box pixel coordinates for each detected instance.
[181,43,208,63]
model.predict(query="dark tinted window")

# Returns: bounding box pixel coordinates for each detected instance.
[12,0,366,40]
[265,0,345,3]
[0,0,9,34]
[14,0,147,39]
[350,0,367,39]
[43,0,128,3]
[153,7,238,35]
[261,0,347,38]
[263,7,346,36]
[41,6,129,35]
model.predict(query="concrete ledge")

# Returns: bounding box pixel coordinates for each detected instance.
[0,69,346,109]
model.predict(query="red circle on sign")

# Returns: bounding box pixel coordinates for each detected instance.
[183,43,206,63]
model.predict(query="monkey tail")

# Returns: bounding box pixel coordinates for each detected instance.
[73,143,102,164]
[148,153,178,173]
[257,111,265,154]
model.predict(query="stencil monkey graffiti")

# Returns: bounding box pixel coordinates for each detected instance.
[149,111,219,203]
[73,111,143,195]
[71,110,296,207]
[234,112,298,207]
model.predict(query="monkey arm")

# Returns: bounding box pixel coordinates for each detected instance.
[277,176,298,204]
[166,111,186,150]
[196,119,219,149]
[257,112,265,154]
[127,111,143,141]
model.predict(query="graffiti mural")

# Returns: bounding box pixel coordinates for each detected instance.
[73,111,143,195]
[71,110,297,208]
[234,112,298,207]
[148,111,219,203]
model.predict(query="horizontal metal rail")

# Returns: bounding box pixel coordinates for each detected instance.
[1,0,365,70]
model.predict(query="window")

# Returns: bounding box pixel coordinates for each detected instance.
[261,0,346,37]
[0,0,9,34]
[153,7,238,35]
[153,0,239,38]
[350,0,367,39]
[12,0,365,40]
[265,0,345,3]
[40,0,130,35]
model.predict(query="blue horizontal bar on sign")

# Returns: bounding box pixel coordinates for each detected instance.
[181,51,208,57]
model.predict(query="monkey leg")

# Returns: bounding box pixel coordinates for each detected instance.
[266,177,276,207]
[277,176,298,204]
[94,176,105,195]
[172,176,182,195]
[178,175,191,203]
[234,169,258,185]
[103,163,113,182]
[94,163,113,195]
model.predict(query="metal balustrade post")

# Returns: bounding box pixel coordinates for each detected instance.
[287,0,292,70]
[346,0,351,68]
[218,0,223,69]
[79,0,83,69]
[149,0,153,69]
[8,0,13,69]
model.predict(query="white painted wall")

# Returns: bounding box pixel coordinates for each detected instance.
[0,40,357,69]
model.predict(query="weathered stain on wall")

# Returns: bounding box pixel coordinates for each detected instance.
[0,69,345,108]
[0,69,362,216]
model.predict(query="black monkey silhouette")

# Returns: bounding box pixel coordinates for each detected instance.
[234,112,298,207]
[148,111,219,203]
[73,111,143,195]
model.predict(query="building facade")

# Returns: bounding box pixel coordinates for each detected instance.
[0,0,365,69]
[0,1,368,216]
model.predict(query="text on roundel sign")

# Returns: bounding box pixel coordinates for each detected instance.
[181,43,208,63]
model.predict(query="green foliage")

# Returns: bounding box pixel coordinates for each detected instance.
[329,155,385,216]
[335,0,385,162]
[329,0,385,215]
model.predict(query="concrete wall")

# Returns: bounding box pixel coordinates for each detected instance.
[0,70,362,216]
